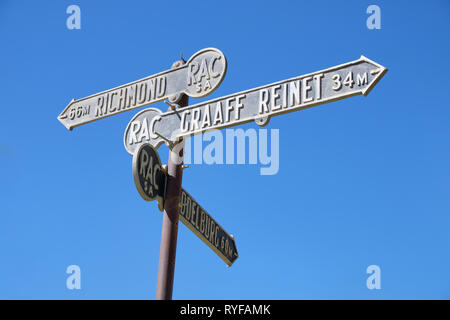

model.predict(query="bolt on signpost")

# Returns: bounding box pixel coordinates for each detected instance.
[58,48,387,300]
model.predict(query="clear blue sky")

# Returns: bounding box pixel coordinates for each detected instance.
[1,0,449,299]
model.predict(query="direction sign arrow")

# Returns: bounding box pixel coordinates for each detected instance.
[58,48,227,130]
[132,142,238,266]
[179,188,238,266]
[124,55,387,154]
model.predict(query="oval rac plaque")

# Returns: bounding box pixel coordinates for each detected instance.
[132,143,166,211]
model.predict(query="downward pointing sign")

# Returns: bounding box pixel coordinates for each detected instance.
[124,55,387,154]
[179,188,238,266]
[58,48,227,130]
[132,143,238,266]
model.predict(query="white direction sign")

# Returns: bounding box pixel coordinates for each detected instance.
[58,48,227,130]
[124,56,387,154]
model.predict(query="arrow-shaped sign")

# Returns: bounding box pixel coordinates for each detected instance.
[124,56,387,154]
[132,142,238,266]
[179,188,238,266]
[58,48,227,130]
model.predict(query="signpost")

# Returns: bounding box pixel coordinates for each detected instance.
[58,48,227,130]
[124,56,387,154]
[58,48,387,300]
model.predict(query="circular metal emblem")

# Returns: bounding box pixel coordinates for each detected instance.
[184,48,227,98]
[124,108,164,155]
[132,143,166,210]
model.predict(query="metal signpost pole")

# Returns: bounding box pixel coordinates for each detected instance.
[155,60,188,300]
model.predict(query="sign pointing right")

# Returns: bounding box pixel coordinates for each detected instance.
[132,142,238,266]
[179,188,238,266]
[124,55,387,154]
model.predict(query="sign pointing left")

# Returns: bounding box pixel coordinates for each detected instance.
[57,48,227,130]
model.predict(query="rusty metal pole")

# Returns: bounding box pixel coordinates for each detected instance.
[155,59,188,300]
